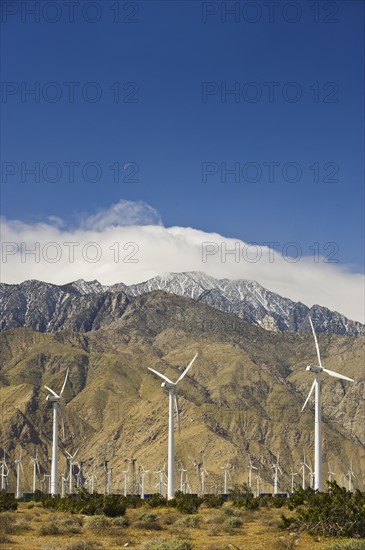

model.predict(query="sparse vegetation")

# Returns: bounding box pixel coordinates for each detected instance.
[280,482,365,538]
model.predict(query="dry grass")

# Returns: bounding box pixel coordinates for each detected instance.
[0,502,352,549]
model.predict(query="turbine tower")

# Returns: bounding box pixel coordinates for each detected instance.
[15,451,24,499]
[65,448,79,494]
[301,317,353,491]
[271,454,282,495]
[221,460,232,494]
[247,457,258,493]
[148,353,198,499]
[327,462,336,483]
[290,468,298,494]
[346,462,355,492]
[31,447,41,493]
[299,450,310,490]
[0,451,9,491]
[44,368,69,496]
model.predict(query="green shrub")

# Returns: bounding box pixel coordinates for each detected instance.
[324,541,365,550]
[147,494,168,508]
[224,516,243,527]
[173,492,202,514]
[0,491,17,512]
[111,516,129,527]
[65,542,102,550]
[139,512,160,522]
[202,495,224,508]
[280,482,365,538]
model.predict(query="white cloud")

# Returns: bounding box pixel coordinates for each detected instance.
[0,201,364,323]
[80,200,163,231]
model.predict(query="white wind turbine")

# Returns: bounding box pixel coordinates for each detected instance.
[140,466,149,499]
[271,454,282,495]
[0,451,9,491]
[15,450,24,499]
[148,353,198,499]
[31,447,41,493]
[221,460,233,494]
[248,457,258,493]
[155,461,166,496]
[346,462,355,492]
[290,468,298,494]
[65,448,78,494]
[327,462,336,483]
[256,467,262,497]
[44,368,69,496]
[122,462,129,497]
[178,461,187,493]
[299,450,310,490]
[301,317,354,491]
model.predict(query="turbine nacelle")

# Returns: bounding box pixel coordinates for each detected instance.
[46,394,61,403]
[306,365,322,373]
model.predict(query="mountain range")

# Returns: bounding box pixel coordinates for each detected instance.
[0,284,364,495]
[0,271,364,336]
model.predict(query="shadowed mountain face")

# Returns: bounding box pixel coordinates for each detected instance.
[0,291,364,495]
[0,272,364,337]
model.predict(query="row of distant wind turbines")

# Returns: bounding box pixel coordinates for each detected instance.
[0,445,356,499]
[5,317,355,498]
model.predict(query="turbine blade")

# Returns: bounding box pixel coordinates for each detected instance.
[309,317,323,368]
[301,380,316,412]
[60,367,69,395]
[147,367,174,385]
[322,368,354,382]
[174,393,180,435]
[44,386,59,397]
[176,353,198,384]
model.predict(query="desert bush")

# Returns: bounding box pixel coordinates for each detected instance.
[65,541,102,550]
[111,515,129,527]
[280,482,365,538]
[39,521,61,535]
[202,494,224,508]
[0,491,17,511]
[0,512,16,534]
[172,491,202,514]
[147,493,168,508]
[139,512,160,521]
[27,501,35,508]
[224,516,243,528]
[84,514,110,533]
[176,515,201,528]
[143,538,194,550]
[205,512,225,525]
[324,541,365,550]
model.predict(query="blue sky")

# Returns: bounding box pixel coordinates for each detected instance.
[1,1,364,283]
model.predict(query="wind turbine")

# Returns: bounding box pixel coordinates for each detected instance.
[122,462,129,496]
[155,461,167,496]
[301,317,353,491]
[346,462,355,492]
[0,451,9,491]
[327,462,336,483]
[221,460,232,494]
[44,367,69,496]
[15,450,24,499]
[140,466,149,499]
[290,468,298,494]
[178,461,187,493]
[61,471,69,498]
[256,467,262,497]
[31,447,41,493]
[148,353,198,499]
[247,457,258,493]
[299,450,310,489]
[271,454,282,495]
[65,448,78,494]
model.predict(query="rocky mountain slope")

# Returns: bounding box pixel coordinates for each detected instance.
[0,291,364,495]
[0,272,364,336]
